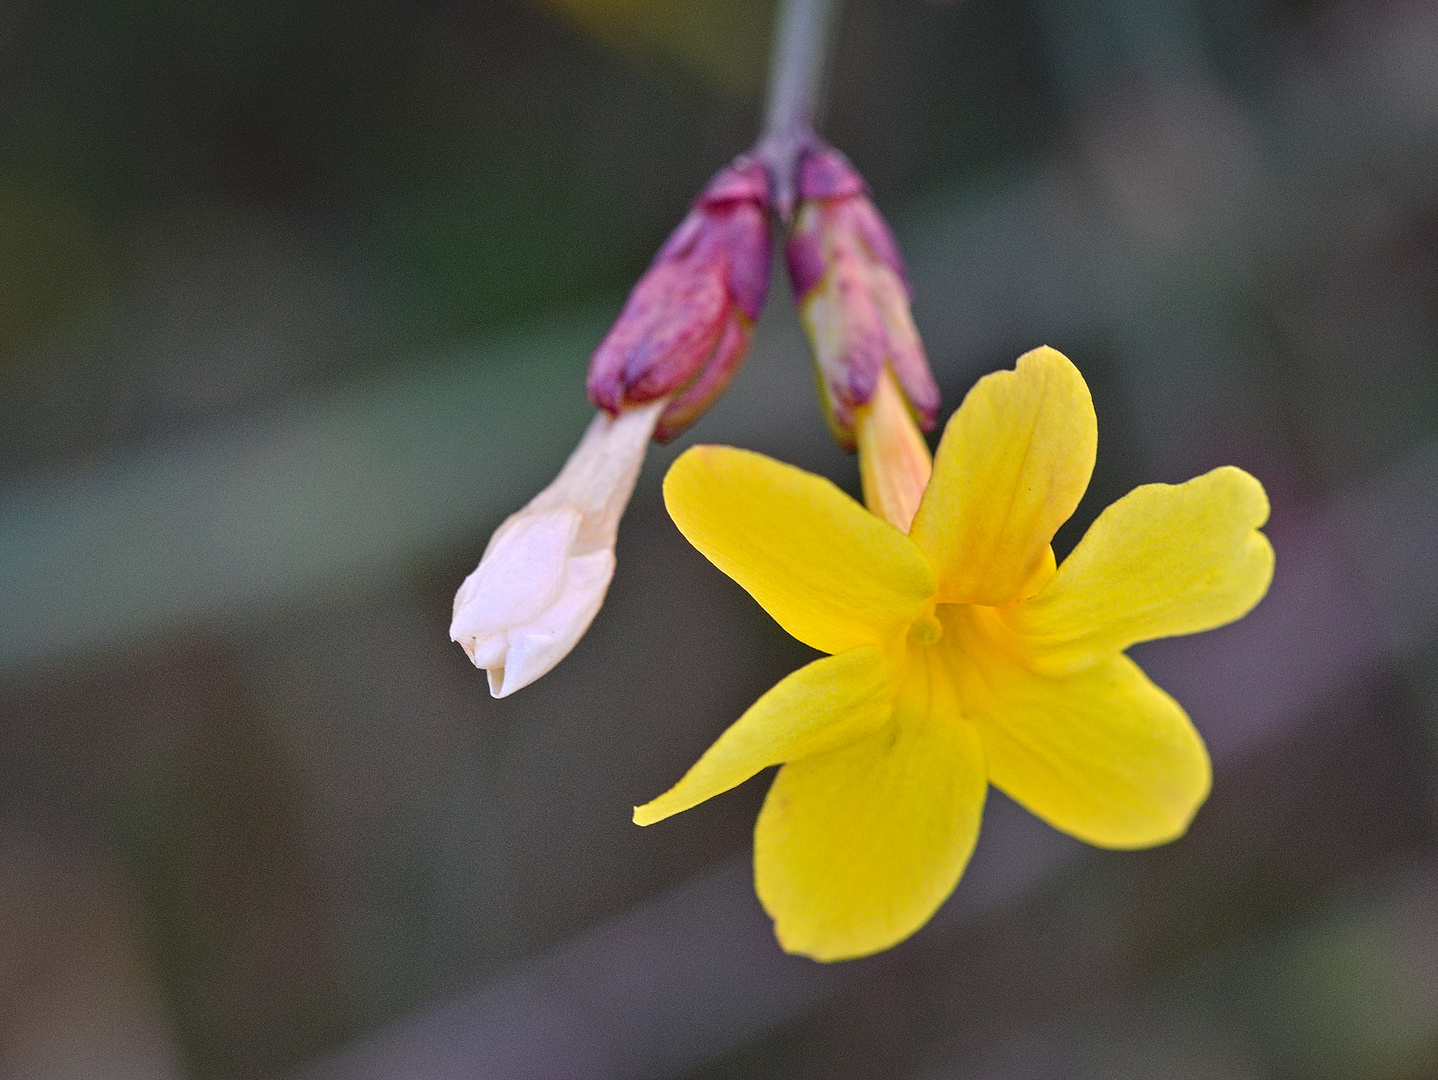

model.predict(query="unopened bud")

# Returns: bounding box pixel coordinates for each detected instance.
[785,145,938,449]
[450,399,664,697]
[587,159,772,441]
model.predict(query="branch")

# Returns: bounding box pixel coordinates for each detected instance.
[755,0,844,220]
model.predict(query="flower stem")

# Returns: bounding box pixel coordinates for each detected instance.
[763,0,840,137]
[755,0,843,220]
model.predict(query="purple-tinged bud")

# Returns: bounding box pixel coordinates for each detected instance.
[587,158,772,441]
[785,145,938,450]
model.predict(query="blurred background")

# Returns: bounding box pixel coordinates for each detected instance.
[1,0,1437,1076]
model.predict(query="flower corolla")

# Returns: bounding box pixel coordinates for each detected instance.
[450,400,662,697]
[635,348,1274,962]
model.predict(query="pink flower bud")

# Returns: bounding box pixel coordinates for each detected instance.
[587,158,772,441]
[785,145,938,449]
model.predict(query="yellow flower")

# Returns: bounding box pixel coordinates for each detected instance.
[633,347,1274,962]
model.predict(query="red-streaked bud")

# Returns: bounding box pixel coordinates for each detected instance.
[587,158,772,441]
[785,145,938,449]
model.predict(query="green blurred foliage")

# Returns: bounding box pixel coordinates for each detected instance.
[531,0,775,94]
[0,167,116,359]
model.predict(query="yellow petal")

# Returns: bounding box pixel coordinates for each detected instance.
[754,651,986,961]
[1008,466,1274,674]
[909,346,1096,606]
[664,445,936,654]
[633,645,898,826]
[952,606,1210,848]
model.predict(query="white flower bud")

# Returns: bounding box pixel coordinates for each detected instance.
[450,399,663,697]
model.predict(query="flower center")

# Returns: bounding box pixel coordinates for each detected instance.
[908,611,943,646]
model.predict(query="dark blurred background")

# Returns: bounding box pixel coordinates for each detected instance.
[2,0,1437,1077]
